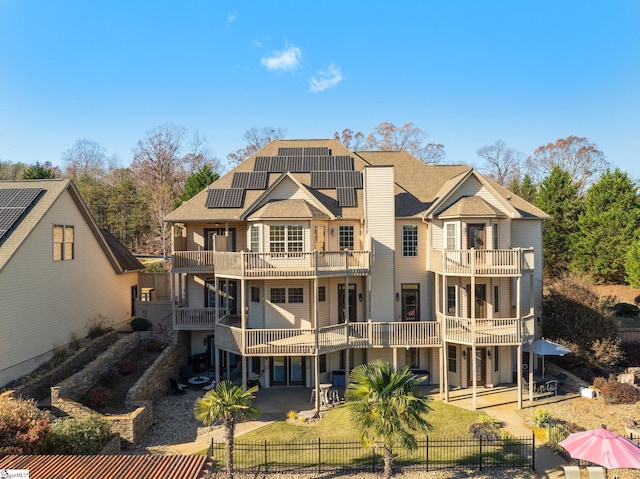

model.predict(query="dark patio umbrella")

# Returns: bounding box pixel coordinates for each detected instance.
[523,338,571,376]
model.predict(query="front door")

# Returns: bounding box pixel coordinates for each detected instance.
[205,280,238,315]
[205,227,236,252]
[467,348,487,386]
[401,284,419,321]
[338,284,357,323]
[467,284,487,319]
[270,357,306,386]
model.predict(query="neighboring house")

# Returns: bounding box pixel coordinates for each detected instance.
[164,139,549,409]
[0,179,143,387]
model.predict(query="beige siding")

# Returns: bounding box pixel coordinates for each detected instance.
[364,167,395,322]
[264,281,312,329]
[1,190,136,385]
[395,220,429,321]
[511,219,543,314]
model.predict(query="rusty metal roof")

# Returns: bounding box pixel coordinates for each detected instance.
[0,454,211,479]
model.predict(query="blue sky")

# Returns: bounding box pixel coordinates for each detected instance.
[1,1,639,180]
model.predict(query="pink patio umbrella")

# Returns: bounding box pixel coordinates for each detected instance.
[559,425,640,471]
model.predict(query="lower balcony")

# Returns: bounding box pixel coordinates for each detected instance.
[174,307,218,330]
[214,321,441,356]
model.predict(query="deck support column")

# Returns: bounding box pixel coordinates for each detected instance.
[241,278,247,389]
[314,277,321,413]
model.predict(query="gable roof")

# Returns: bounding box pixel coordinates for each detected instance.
[165,139,548,223]
[437,195,507,219]
[101,228,145,272]
[0,454,210,479]
[0,179,142,273]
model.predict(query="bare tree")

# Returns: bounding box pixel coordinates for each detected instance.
[363,122,445,163]
[61,139,107,178]
[131,124,189,256]
[183,130,222,174]
[333,128,365,150]
[477,140,523,186]
[525,136,608,195]
[227,126,287,166]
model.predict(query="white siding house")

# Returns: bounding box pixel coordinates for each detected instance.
[0,179,143,387]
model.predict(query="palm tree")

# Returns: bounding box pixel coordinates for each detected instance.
[194,381,259,479]
[346,360,433,479]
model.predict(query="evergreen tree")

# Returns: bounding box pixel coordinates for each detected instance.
[22,161,56,179]
[534,167,583,278]
[177,164,219,205]
[571,168,640,283]
[625,235,640,288]
[507,173,537,204]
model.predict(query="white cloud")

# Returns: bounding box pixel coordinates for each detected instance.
[226,11,238,29]
[309,63,343,92]
[260,44,302,73]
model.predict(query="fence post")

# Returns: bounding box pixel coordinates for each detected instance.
[479,436,483,471]
[318,438,322,475]
[264,440,268,472]
[425,436,429,472]
[532,432,536,470]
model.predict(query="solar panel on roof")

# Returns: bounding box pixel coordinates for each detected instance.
[231,171,268,189]
[311,171,363,189]
[277,147,331,157]
[254,157,272,171]
[0,187,44,242]
[205,188,245,208]
[337,188,357,207]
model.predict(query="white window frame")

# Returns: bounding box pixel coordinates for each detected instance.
[338,225,354,250]
[402,225,418,257]
[250,225,260,252]
[269,225,303,253]
[444,222,460,250]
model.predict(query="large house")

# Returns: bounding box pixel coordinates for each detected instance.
[165,139,549,409]
[0,179,143,387]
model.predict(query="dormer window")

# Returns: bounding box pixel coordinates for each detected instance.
[269,225,303,253]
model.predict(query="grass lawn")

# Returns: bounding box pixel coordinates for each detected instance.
[238,399,487,443]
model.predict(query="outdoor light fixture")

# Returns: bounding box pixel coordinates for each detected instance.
[462,350,467,360]
[358,293,363,302]
[487,350,492,359]
[395,293,400,301]
[330,228,335,236]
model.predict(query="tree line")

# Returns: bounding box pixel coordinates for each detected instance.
[2,122,639,286]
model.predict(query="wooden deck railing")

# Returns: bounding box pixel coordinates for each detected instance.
[216,321,441,356]
[430,248,534,276]
[441,315,528,345]
[171,250,370,277]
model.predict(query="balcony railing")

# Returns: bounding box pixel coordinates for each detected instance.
[174,307,219,330]
[171,250,370,277]
[215,321,441,356]
[430,248,534,276]
[441,315,529,345]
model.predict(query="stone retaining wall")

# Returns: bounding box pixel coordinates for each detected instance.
[13,331,119,401]
[50,331,186,449]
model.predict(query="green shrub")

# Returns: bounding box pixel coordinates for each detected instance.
[145,338,165,352]
[468,415,501,440]
[130,317,152,331]
[614,302,640,317]
[45,415,112,455]
[0,396,51,455]
[87,387,112,408]
[528,408,554,428]
[593,376,640,404]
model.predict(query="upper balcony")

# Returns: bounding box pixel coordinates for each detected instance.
[430,248,534,277]
[171,250,370,278]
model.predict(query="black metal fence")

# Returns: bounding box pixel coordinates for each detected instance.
[208,435,535,475]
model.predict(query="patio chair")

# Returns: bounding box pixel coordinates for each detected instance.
[170,378,187,396]
[586,467,605,479]
[561,466,581,479]
[545,380,559,396]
